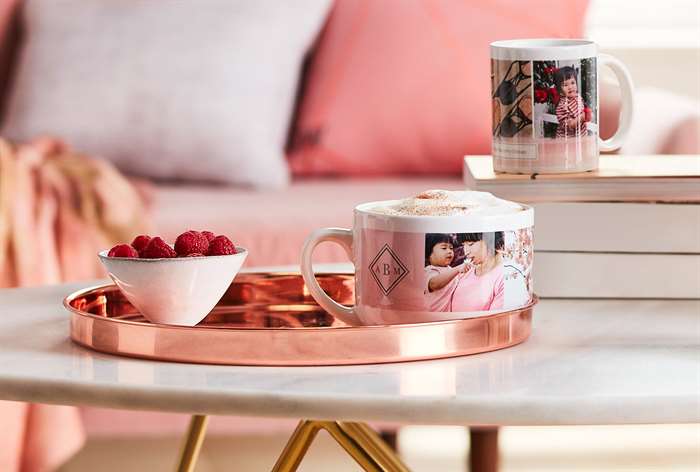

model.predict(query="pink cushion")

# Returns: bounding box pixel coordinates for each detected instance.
[288,0,588,176]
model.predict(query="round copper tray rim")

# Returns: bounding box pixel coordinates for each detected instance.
[64,276,538,331]
[64,271,536,365]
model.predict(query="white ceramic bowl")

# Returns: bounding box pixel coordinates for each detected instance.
[98,248,248,326]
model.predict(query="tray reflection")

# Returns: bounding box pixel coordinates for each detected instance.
[70,273,354,328]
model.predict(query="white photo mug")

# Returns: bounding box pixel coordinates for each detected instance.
[301,191,534,326]
[490,39,634,173]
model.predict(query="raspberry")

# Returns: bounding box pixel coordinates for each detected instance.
[131,235,152,253]
[201,231,215,243]
[207,235,236,256]
[108,244,139,258]
[174,230,210,256]
[141,237,177,259]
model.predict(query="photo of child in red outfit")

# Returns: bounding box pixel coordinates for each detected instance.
[554,66,592,138]
[533,58,597,139]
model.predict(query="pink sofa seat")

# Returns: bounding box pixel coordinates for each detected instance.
[81,176,462,437]
[153,177,463,266]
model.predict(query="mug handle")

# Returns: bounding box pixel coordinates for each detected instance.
[598,53,635,152]
[301,228,361,326]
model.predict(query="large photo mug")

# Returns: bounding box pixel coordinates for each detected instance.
[491,39,634,173]
[301,192,534,326]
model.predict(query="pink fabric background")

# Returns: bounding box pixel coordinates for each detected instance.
[289,0,589,176]
[0,403,85,472]
[0,135,151,471]
[22,0,700,465]
[0,0,89,464]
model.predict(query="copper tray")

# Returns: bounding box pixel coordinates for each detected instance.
[65,272,536,366]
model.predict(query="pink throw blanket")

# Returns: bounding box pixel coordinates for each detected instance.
[0,137,151,471]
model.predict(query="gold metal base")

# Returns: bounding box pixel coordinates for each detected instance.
[174,415,410,472]
[176,415,209,472]
[272,420,410,472]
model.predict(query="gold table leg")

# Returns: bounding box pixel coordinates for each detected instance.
[176,415,209,472]
[272,420,410,472]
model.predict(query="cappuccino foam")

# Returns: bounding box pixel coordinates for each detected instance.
[368,190,523,217]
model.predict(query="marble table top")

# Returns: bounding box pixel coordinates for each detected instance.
[0,273,698,426]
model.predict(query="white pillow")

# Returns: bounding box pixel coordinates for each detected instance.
[3,0,331,188]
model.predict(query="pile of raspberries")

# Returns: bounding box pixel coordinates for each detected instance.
[107,231,237,258]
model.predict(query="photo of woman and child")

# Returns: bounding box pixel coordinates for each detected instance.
[424,232,505,313]
[533,58,596,139]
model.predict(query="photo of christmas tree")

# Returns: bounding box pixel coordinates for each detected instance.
[532,58,597,139]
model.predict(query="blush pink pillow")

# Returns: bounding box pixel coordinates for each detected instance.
[289,0,589,176]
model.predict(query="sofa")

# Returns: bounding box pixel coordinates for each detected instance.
[1,0,699,470]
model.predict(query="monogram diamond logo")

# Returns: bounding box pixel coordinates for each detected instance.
[368,244,409,295]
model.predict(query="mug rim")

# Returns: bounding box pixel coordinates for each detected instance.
[491,38,597,61]
[353,200,534,233]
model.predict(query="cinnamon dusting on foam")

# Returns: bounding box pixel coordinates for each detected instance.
[369,190,523,217]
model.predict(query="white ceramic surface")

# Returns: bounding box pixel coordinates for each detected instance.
[0,265,698,426]
[98,248,247,326]
[490,39,598,61]
[302,194,535,326]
